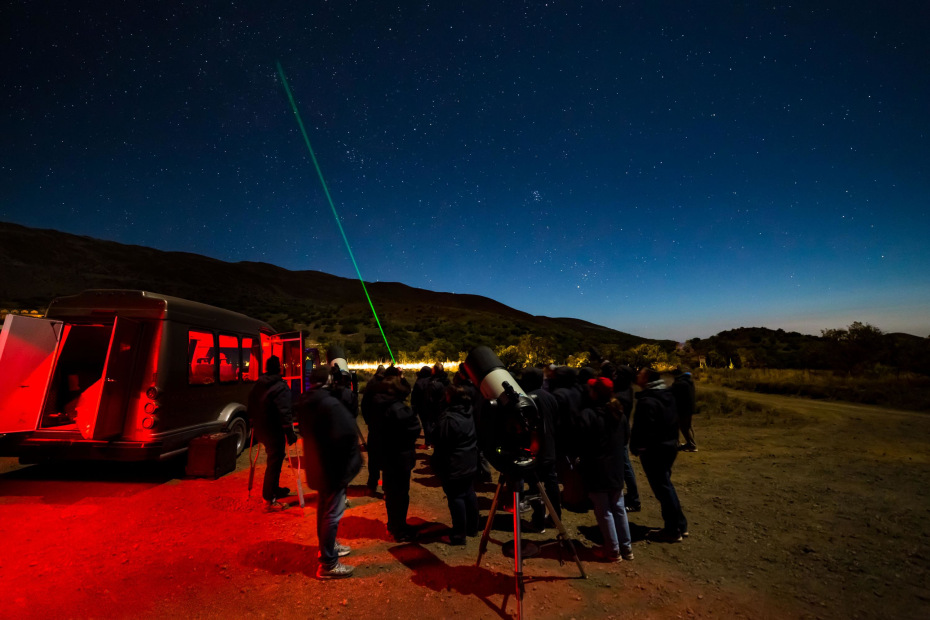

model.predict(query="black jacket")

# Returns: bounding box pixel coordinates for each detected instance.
[368,389,421,472]
[296,388,362,494]
[573,404,628,492]
[431,402,479,481]
[247,373,293,443]
[630,381,679,455]
[669,373,696,420]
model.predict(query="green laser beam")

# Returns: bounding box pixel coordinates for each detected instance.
[276,61,395,364]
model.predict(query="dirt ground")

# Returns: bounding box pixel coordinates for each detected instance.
[1,386,928,620]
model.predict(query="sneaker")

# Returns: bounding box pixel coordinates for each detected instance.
[682,531,690,538]
[620,547,635,561]
[335,542,352,557]
[624,503,641,513]
[592,546,622,562]
[683,446,698,452]
[265,500,289,512]
[647,529,683,543]
[274,486,291,499]
[317,562,355,579]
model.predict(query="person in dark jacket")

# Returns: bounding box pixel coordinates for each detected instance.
[296,367,362,578]
[520,367,562,531]
[423,362,451,446]
[411,365,433,445]
[247,356,298,511]
[603,362,641,512]
[573,377,634,561]
[453,363,493,483]
[631,367,688,542]
[432,384,480,545]
[368,371,422,541]
[330,368,359,419]
[361,364,386,494]
[670,367,697,452]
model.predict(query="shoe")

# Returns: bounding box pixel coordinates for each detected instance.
[682,531,690,538]
[684,446,698,452]
[620,547,635,561]
[524,520,547,534]
[647,529,683,543]
[441,535,467,546]
[624,503,641,513]
[274,486,291,499]
[317,562,355,579]
[389,527,418,543]
[334,542,352,557]
[265,500,289,512]
[466,529,480,538]
[592,546,622,562]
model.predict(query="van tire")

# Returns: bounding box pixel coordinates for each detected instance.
[226,415,249,456]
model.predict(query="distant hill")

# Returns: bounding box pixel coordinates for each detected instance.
[0,221,660,360]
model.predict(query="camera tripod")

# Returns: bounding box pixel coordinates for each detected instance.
[476,474,586,620]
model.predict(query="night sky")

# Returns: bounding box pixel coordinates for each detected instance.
[4,2,929,340]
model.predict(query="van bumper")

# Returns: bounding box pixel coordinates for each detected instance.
[0,434,166,462]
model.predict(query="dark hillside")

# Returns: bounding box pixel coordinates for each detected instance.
[0,221,653,360]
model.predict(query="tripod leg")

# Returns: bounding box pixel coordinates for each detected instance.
[476,476,504,567]
[536,480,587,579]
[513,489,525,620]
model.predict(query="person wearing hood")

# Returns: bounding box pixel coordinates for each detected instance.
[573,376,634,562]
[520,367,562,531]
[296,367,362,578]
[247,355,298,511]
[368,368,422,542]
[631,367,688,543]
[411,365,433,445]
[603,362,641,513]
[670,367,697,452]
[361,364,386,494]
[431,384,480,545]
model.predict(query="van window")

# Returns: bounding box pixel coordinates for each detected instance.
[242,337,260,382]
[218,334,240,383]
[189,330,216,385]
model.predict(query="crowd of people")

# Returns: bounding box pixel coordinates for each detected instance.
[248,355,698,579]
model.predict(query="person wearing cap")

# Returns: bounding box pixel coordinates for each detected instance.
[296,366,363,578]
[573,376,634,562]
[631,367,688,543]
[247,355,298,511]
[670,367,697,452]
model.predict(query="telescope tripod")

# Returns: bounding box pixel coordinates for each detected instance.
[476,474,586,620]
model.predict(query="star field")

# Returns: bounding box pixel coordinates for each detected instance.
[3,2,929,339]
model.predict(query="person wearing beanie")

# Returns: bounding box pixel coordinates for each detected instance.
[573,376,634,562]
[247,355,298,511]
[631,367,688,543]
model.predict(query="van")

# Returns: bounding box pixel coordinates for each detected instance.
[0,290,305,462]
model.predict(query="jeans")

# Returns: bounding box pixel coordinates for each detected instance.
[262,432,285,503]
[589,489,632,556]
[317,486,347,568]
[622,446,640,506]
[640,447,688,534]
[382,464,412,533]
[442,476,479,539]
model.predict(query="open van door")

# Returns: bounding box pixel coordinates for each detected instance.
[0,315,64,434]
[74,317,141,440]
[264,331,304,397]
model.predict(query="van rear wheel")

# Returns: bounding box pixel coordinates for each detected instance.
[227,416,249,456]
